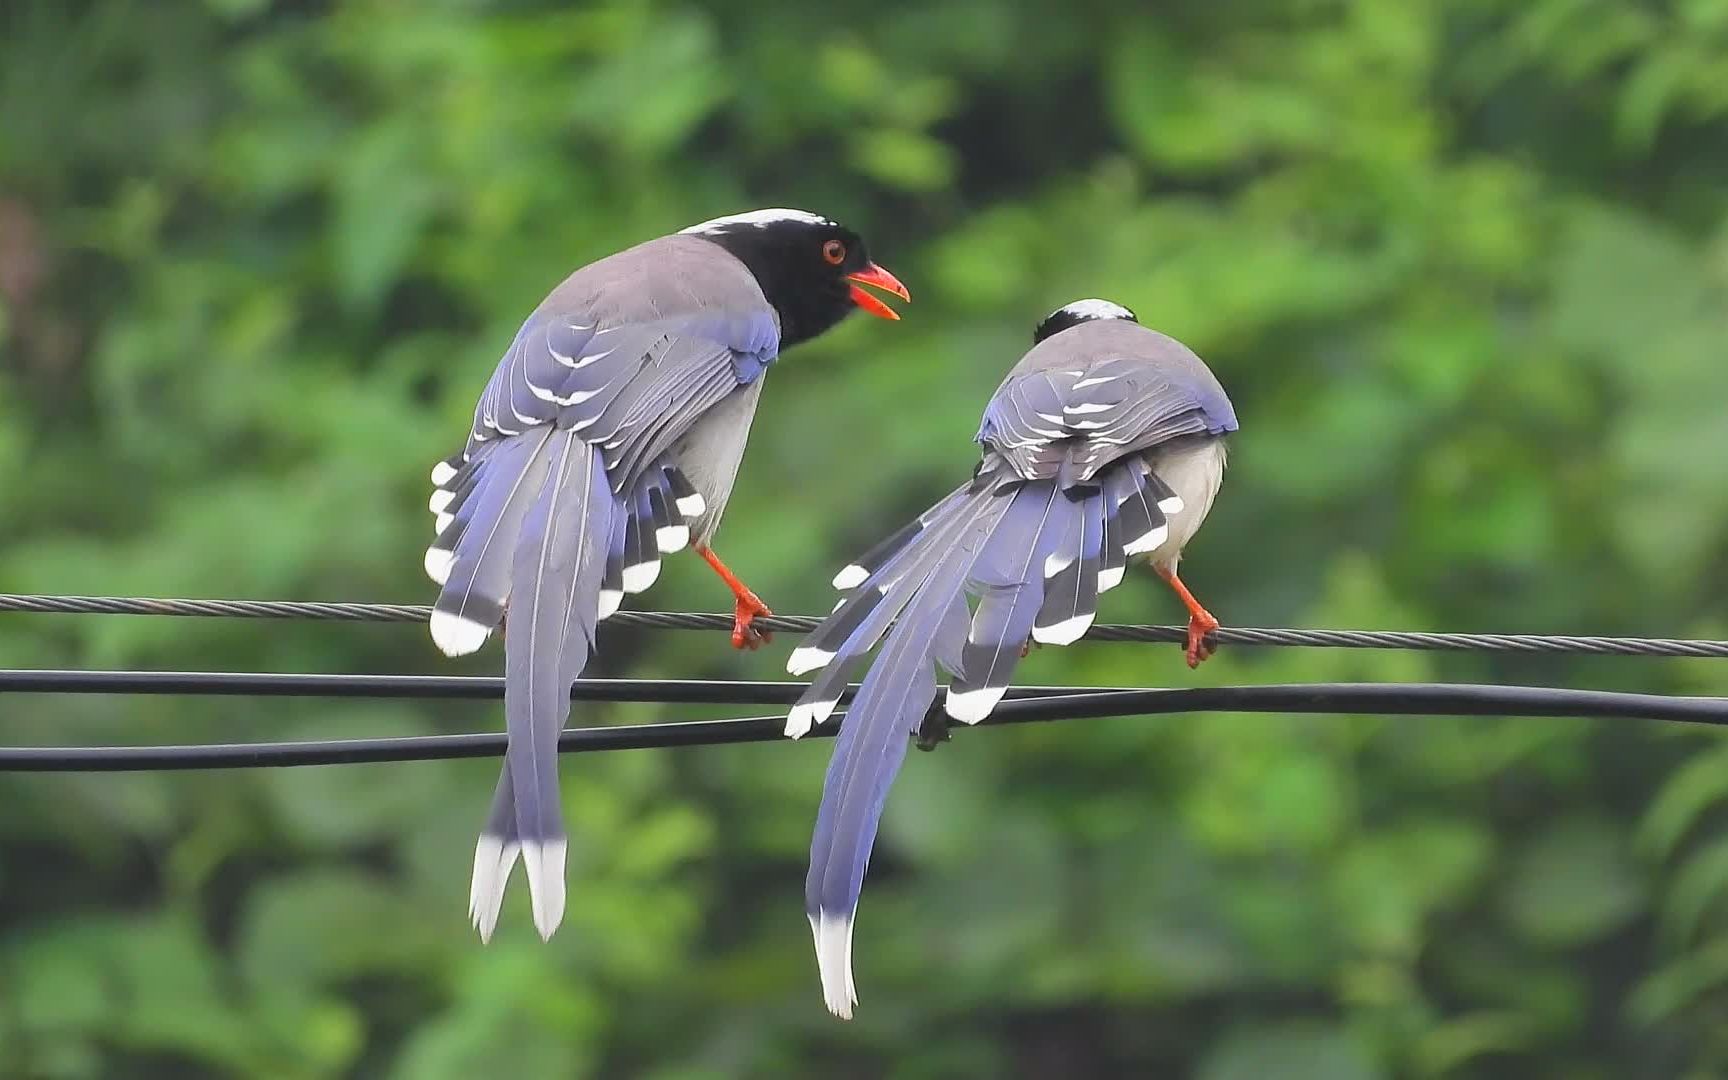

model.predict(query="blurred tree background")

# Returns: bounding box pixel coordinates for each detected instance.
[2,0,1727,1075]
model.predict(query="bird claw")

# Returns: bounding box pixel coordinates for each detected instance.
[915,707,951,752]
[730,591,774,651]
[1185,610,1220,669]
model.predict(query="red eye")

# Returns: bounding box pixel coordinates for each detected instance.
[822,239,846,265]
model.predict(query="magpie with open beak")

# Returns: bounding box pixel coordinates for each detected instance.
[424,209,907,941]
[785,299,1236,1017]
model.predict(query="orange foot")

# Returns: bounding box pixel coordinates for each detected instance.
[730,589,773,651]
[1184,609,1219,669]
[696,544,773,651]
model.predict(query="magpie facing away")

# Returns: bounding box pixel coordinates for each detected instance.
[786,299,1237,1017]
[424,209,908,942]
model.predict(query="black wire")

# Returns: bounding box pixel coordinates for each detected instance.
[0,670,1108,705]
[1,683,1722,772]
[5,593,1728,657]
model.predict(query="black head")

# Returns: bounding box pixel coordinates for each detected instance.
[1032,298,1139,344]
[682,209,909,348]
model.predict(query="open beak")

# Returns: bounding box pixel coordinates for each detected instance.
[846,263,911,321]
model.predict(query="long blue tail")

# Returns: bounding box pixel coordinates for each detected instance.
[426,442,699,941]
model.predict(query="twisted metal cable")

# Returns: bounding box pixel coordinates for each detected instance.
[3,593,1727,658]
[1,682,1723,771]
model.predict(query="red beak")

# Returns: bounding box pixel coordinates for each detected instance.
[845,263,911,321]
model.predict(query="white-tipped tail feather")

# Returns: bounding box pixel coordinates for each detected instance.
[429,488,455,514]
[675,492,706,517]
[620,559,661,593]
[785,696,841,739]
[520,838,568,942]
[1121,523,1169,557]
[1098,565,1126,592]
[469,834,521,943]
[430,460,459,486]
[945,683,1008,724]
[831,564,869,590]
[424,547,456,586]
[430,608,491,656]
[787,645,836,677]
[1032,612,1094,646]
[597,588,624,620]
[809,910,859,1019]
[655,524,691,553]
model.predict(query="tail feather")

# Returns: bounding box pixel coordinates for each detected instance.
[467,448,702,941]
[791,450,1203,1016]
[785,504,984,736]
[498,431,612,941]
[945,483,1077,722]
[1034,487,1104,645]
[429,428,556,656]
[802,496,1011,1018]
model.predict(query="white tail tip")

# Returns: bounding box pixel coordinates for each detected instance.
[787,645,836,677]
[675,492,706,517]
[1157,494,1184,514]
[809,909,859,1020]
[431,461,458,486]
[430,609,491,656]
[945,684,1008,725]
[1098,566,1126,592]
[830,564,868,590]
[620,559,661,594]
[1032,612,1094,646]
[785,697,840,739]
[597,588,624,621]
[1122,524,1169,557]
[469,834,520,943]
[424,546,456,586]
[655,524,690,554]
[428,488,455,514]
[520,838,568,942]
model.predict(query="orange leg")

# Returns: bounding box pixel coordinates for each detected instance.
[1156,565,1219,669]
[696,544,773,650]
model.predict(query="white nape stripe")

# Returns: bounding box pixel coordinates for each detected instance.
[1056,298,1136,322]
[1065,402,1114,415]
[784,696,839,739]
[1033,612,1094,646]
[681,208,835,234]
[675,492,707,517]
[945,684,1008,725]
[424,547,456,586]
[810,910,860,1020]
[1158,495,1185,514]
[1072,374,1120,390]
[429,488,455,514]
[1044,551,1076,578]
[430,609,491,656]
[468,834,520,944]
[597,588,624,621]
[787,645,836,677]
[1122,523,1169,557]
[1098,566,1127,592]
[656,524,691,554]
[430,461,458,486]
[831,564,869,590]
[520,838,568,943]
[621,559,661,594]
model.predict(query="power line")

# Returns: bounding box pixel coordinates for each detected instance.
[4,593,1727,658]
[0,670,1106,704]
[1,683,1723,772]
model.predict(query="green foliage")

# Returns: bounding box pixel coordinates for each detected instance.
[2,0,1727,1075]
